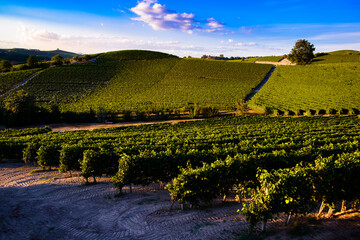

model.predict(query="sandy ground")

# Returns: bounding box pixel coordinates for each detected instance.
[2,163,360,240]
[0,163,250,240]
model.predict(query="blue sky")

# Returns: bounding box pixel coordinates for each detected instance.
[0,0,359,57]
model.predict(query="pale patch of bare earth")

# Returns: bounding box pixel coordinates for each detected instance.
[1,163,359,240]
[0,163,248,240]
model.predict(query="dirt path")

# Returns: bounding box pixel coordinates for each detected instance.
[0,163,250,240]
[245,66,276,103]
[255,58,295,66]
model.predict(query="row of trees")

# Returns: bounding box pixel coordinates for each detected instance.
[0,54,92,73]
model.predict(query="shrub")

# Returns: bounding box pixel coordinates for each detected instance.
[59,145,85,175]
[81,147,118,183]
[36,145,60,170]
[22,142,40,165]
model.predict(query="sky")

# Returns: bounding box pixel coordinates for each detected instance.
[0,0,359,57]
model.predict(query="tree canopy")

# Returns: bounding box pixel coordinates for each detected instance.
[26,55,38,68]
[287,39,315,65]
[0,60,12,72]
[51,54,64,66]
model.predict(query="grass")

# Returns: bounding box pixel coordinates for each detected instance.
[248,62,360,113]
[11,50,272,113]
[312,50,360,64]
[0,69,39,95]
[97,49,178,62]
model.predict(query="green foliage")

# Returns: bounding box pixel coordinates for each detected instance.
[12,55,271,113]
[97,50,178,62]
[249,63,360,113]
[0,69,39,94]
[3,90,38,126]
[51,54,64,66]
[26,55,38,68]
[287,39,315,65]
[36,144,60,170]
[80,146,118,183]
[1,115,360,230]
[59,144,86,173]
[22,142,40,165]
[242,152,360,228]
[0,60,12,72]
[312,50,360,64]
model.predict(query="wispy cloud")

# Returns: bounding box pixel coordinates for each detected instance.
[130,0,224,34]
[310,31,360,41]
[236,42,258,46]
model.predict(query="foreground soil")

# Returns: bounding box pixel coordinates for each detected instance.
[0,163,249,240]
[1,163,359,240]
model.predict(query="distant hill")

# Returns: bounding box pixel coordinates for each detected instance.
[0,48,79,65]
[312,49,360,64]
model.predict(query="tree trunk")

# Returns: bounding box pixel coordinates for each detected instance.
[317,201,325,218]
[285,213,292,225]
[223,195,227,202]
[341,200,346,213]
[170,200,175,210]
[262,220,267,232]
[93,176,97,183]
[69,171,72,178]
[129,183,132,193]
[327,207,333,218]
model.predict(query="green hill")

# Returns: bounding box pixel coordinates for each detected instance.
[0,69,40,95]
[248,62,360,114]
[97,50,178,62]
[312,50,360,64]
[11,50,272,113]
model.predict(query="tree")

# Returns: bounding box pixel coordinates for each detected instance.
[83,54,91,61]
[51,54,64,66]
[287,39,315,65]
[0,60,12,72]
[26,55,38,68]
[3,90,37,126]
[73,55,79,61]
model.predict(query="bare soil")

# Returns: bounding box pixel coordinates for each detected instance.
[0,163,248,240]
[1,163,359,240]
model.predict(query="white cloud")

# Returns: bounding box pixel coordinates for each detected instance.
[207,18,224,29]
[130,0,224,34]
[236,42,258,46]
[309,32,360,41]
[228,39,234,43]
[19,25,62,42]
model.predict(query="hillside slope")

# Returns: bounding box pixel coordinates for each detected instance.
[312,50,360,64]
[12,50,272,112]
[248,62,360,114]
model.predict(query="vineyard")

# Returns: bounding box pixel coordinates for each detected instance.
[312,50,360,64]
[239,56,284,63]
[9,50,272,112]
[248,62,360,114]
[0,69,39,95]
[1,115,360,229]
